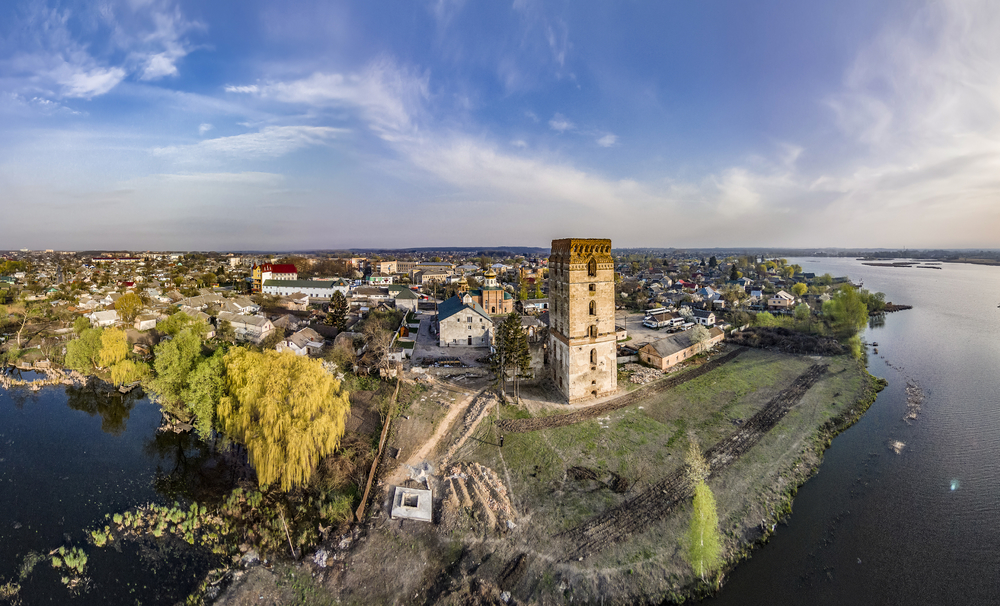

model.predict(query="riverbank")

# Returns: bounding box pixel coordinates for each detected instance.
[226,347,883,605]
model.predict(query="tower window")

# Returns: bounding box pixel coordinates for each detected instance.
[590,349,597,364]
[589,300,596,316]
[588,257,597,277]
[589,283,596,292]
[589,325,598,338]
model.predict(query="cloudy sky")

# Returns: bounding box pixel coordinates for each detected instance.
[1,0,999,251]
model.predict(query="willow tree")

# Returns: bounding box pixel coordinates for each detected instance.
[98,328,130,368]
[685,435,722,582]
[218,349,351,491]
[110,359,151,387]
[66,328,104,373]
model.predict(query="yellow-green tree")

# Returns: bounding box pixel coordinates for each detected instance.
[98,328,129,368]
[685,435,722,582]
[791,282,808,297]
[110,359,151,386]
[218,349,351,491]
[114,292,143,324]
[66,328,104,373]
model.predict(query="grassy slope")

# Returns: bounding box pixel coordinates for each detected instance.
[456,349,873,604]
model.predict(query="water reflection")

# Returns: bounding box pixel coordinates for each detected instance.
[868,313,886,330]
[145,429,253,505]
[64,385,142,436]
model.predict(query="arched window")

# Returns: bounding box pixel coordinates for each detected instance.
[589,300,596,316]
[588,257,597,277]
[590,348,597,364]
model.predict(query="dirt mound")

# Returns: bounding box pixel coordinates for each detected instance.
[622,364,663,384]
[728,327,845,355]
[443,462,516,533]
[496,349,746,433]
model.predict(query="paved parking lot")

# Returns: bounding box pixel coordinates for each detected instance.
[616,310,683,347]
[410,312,489,367]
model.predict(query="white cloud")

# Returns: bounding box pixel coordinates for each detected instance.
[141,53,179,80]
[153,125,345,161]
[597,134,617,148]
[229,58,429,140]
[5,0,200,98]
[55,66,128,98]
[548,113,573,133]
[225,85,259,94]
[511,139,527,148]
[198,123,213,135]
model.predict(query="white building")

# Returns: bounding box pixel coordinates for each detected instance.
[263,279,340,299]
[217,311,275,345]
[89,310,119,327]
[276,327,325,356]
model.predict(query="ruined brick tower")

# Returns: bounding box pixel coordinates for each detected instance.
[548,238,617,402]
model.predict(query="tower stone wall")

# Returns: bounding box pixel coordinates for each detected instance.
[548,238,617,402]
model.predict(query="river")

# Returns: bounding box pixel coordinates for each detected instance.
[707,257,1000,605]
[0,381,223,605]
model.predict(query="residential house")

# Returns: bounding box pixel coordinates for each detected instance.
[692,309,716,326]
[638,327,725,370]
[89,310,119,327]
[134,314,158,331]
[390,286,420,312]
[217,311,274,344]
[277,327,324,356]
[272,314,301,333]
[279,292,310,311]
[768,290,796,310]
[352,286,392,302]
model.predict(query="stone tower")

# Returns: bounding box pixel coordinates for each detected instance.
[548,238,617,402]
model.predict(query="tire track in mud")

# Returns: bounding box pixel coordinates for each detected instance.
[495,349,747,434]
[558,363,829,559]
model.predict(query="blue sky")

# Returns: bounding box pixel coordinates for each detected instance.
[2,0,999,251]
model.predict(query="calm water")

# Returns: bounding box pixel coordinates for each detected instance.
[0,380,221,605]
[708,258,1000,605]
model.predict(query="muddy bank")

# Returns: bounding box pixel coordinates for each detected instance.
[0,363,89,390]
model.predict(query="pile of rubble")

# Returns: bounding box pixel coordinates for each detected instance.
[622,363,663,385]
[444,462,516,532]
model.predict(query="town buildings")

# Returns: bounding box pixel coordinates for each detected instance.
[251,263,297,293]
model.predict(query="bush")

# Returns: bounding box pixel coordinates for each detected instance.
[728,327,845,355]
